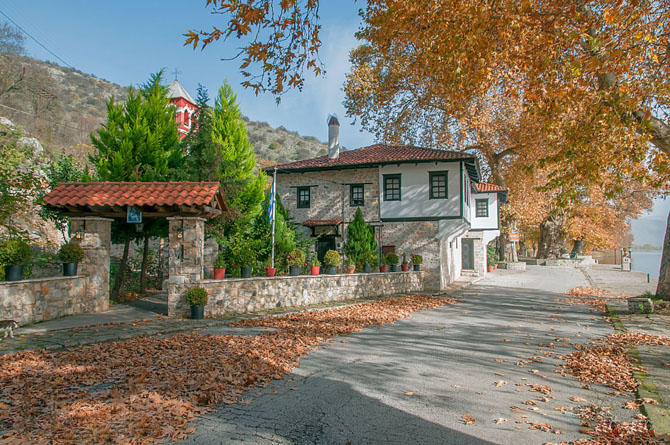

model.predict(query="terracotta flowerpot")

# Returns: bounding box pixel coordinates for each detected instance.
[311,266,320,275]
[213,268,226,280]
[401,264,409,272]
[265,267,276,277]
[494,264,498,270]
[487,266,494,273]
[379,265,388,273]
[346,266,355,274]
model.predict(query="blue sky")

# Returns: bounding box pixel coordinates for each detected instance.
[0,0,374,149]
[1,0,667,248]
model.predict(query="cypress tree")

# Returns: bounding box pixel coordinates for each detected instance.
[344,208,377,263]
[90,70,183,299]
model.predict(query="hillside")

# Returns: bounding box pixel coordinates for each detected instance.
[0,53,327,164]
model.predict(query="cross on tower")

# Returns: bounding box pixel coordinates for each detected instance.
[172,68,182,81]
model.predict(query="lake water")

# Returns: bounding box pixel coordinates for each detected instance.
[630,251,663,279]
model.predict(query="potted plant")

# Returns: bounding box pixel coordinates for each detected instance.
[379,254,388,273]
[310,257,321,275]
[264,257,276,277]
[287,248,305,276]
[401,253,410,272]
[237,246,256,278]
[386,252,399,272]
[361,251,377,273]
[323,250,341,275]
[411,254,423,271]
[213,252,226,280]
[185,286,208,320]
[57,241,85,277]
[0,239,32,281]
[345,258,356,274]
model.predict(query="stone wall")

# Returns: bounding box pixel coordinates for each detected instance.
[381,221,441,289]
[199,271,424,316]
[276,168,380,224]
[0,276,89,325]
[167,217,206,317]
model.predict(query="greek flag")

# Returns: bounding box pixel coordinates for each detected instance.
[268,172,276,223]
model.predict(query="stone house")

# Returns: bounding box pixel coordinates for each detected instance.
[266,117,507,290]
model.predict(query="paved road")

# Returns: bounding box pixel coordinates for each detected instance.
[185,266,640,444]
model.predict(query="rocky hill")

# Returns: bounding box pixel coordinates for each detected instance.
[0,53,327,164]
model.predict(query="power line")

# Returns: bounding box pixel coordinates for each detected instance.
[0,102,89,133]
[0,7,75,70]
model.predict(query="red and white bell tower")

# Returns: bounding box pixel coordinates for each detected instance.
[167,80,197,139]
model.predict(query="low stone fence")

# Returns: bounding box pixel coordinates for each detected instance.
[193,271,424,317]
[0,276,94,325]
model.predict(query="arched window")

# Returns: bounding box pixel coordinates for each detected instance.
[183,110,190,126]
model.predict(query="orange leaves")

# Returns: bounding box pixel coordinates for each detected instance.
[461,414,476,425]
[0,295,454,443]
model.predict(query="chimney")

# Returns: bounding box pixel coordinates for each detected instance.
[327,114,340,159]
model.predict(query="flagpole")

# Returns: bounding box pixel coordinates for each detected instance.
[271,167,277,269]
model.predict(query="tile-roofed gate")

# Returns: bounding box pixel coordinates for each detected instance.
[43,182,227,317]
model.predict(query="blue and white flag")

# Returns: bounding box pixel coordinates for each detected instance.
[268,175,276,223]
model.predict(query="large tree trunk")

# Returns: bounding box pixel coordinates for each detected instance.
[656,210,670,301]
[537,214,566,259]
[571,239,586,256]
[140,235,150,293]
[111,237,131,301]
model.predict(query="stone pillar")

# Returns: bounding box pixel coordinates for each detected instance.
[70,217,112,313]
[167,217,206,317]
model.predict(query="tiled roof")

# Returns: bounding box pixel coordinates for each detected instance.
[167,80,195,104]
[302,218,343,227]
[474,183,509,193]
[268,144,475,172]
[43,182,221,208]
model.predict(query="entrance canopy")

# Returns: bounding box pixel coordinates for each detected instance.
[43,182,226,219]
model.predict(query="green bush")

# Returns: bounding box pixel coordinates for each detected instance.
[0,239,32,265]
[213,253,226,269]
[361,251,377,266]
[487,242,498,266]
[286,248,305,267]
[323,250,341,267]
[344,258,355,267]
[310,257,321,267]
[58,242,85,263]
[185,287,208,306]
[235,246,257,266]
[411,254,423,265]
[401,253,409,264]
[385,253,399,265]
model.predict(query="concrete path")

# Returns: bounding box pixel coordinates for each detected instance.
[184,266,639,444]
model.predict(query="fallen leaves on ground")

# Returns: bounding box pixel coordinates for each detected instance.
[0,295,454,443]
[461,414,476,425]
[566,287,610,298]
[493,418,507,424]
[494,380,508,387]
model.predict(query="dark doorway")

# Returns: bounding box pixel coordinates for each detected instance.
[316,236,336,263]
[462,238,475,270]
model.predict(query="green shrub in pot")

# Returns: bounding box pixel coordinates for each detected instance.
[185,287,208,319]
[323,250,341,274]
[0,239,32,281]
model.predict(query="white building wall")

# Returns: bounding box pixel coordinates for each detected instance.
[470,192,499,230]
[379,162,462,219]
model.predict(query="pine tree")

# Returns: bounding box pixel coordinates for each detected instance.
[90,70,183,299]
[210,80,266,227]
[344,208,377,263]
[183,84,220,181]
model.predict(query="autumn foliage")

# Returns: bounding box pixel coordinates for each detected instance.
[0,295,453,443]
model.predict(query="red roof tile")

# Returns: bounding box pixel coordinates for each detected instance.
[43,182,221,208]
[302,218,343,227]
[268,144,475,172]
[474,183,509,193]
